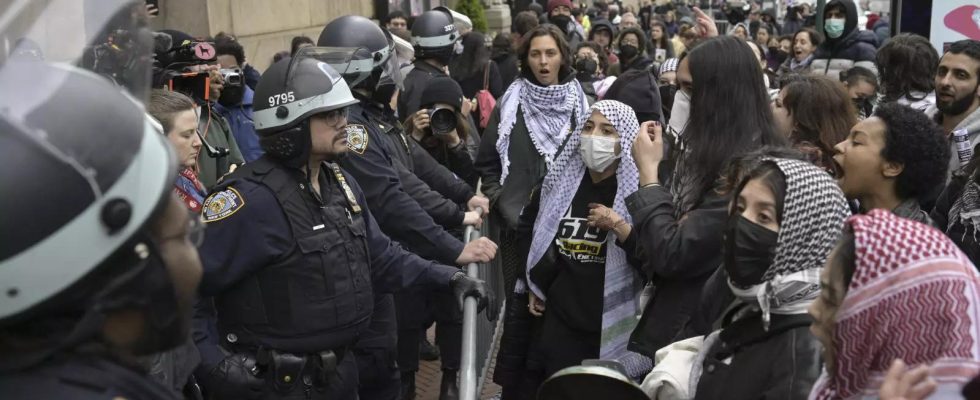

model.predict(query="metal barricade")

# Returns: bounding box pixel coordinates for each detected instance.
[459,211,507,400]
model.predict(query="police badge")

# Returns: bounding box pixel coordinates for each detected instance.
[346,124,369,155]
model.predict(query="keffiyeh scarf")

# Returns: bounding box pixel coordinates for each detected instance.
[948,177,980,246]
[810,210,980,400]
[521,100,642,362]
[495,77,589,184]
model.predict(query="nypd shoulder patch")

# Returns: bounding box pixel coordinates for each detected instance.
[346,124,369,155]
[203,187,246,223]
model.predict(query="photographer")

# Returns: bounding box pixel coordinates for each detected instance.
[214,37,263,162]
[156,30,245,189]
[405,76,480,189]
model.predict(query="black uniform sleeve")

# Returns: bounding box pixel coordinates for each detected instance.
[625,185,729,280]
[394,156,466,228]
[341,127,465,266]
[345,171,460,292]
[407,137,474,204]
[476,105,504,204]
[446,141,480,189]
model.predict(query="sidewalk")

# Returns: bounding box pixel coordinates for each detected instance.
[414,328,502,400]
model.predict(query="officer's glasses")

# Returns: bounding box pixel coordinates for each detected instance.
[317,107,349,129]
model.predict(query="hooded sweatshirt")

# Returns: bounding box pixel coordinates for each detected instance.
[809,0,878,79]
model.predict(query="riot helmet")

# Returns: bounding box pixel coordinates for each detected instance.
[318,15,403,101]
[0,0,194,361]
[411,7,460,65]
[252,49,359,168]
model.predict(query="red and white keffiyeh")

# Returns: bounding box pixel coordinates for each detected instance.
[810,209,980,399]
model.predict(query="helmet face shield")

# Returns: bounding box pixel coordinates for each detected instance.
[1,0,155,103]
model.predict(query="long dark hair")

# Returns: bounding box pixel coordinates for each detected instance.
[780,74,856,173]
[450,31,490,81]
[649,20,671,51]
[517,25,572,83]
[876,33,939,103]
[676,36,785,212]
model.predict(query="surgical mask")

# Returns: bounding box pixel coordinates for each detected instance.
[824,18,846,39]
[579,135,621,173]
[619,44,639,60]
[724,214,779,288]
[668,89,690,135]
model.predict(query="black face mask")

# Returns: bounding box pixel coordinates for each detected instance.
[659,84,677,119]
[724,214,779,287]
[619,44,639,60]
[217,84,244,107]
[575,58,599,81]
[549,14,572,35]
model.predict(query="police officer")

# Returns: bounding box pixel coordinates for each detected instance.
[398,7,459,119]
[318,16,494,400]
[191,53,490,399]
[0,58,201,399]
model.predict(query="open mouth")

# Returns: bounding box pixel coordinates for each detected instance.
[539,68,551,76]
[831,157,845,181]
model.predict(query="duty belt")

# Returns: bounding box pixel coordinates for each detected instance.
[229,344,349,395]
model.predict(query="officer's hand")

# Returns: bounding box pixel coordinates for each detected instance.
[450,271,489,313]
[463,211,483,228]
[204,353,265,399]
[412,109,430,133]
[467,195,490,217]
[456,237,497,265]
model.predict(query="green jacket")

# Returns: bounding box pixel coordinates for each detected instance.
[196,106,245,189]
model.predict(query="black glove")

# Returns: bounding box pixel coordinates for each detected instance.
[451,271,490,314]
[203,353,265,400]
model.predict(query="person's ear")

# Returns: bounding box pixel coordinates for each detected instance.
[882,160,904,179]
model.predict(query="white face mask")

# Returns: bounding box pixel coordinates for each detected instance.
[668,89,690,136]
[579,135,621,173]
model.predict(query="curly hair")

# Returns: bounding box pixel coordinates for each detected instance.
[616,27,649,56]
[876,33,939,103]
[873,102,951,200]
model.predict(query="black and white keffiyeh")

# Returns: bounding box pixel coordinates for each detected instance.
[521,100,642,361]
[729,157,851,329]
[495,77,590,184]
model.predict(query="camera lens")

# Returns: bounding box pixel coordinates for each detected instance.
[428,108,457,135]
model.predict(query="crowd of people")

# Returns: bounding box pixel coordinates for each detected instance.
[4,0,980,400]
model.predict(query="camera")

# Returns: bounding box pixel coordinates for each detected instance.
[428,105,457,136]
[219,67,242,87]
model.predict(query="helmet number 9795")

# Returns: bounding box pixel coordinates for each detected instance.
[269,92,296,107]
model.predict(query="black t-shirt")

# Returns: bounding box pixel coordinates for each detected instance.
[530,171,618,334]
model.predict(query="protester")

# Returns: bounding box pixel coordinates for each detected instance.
[493,33,521,89]
[512,10,541,50]
[619,11,640,30]
[927,40,980,175]
[832,103,950,226]
[809,210,980,399]
[477,23,589,303]
[773,75,856,173]
[655,154,849,400]
[495,101,645,398]
[663,10,679,36]
[588,18,619,66]
[607,27,652,76]
[648,20,675,64]
[148,89,206,212]
[809,0,877,77]
[745,40,778,91]
[876,33,938,112]
[768,34,792,71]
[213,37,263,162]
[574,42,615,102]
[384,10,409,31]
[625,35,785,358]
[778,28,822,77]
[546,0,584,51]
[450,31,504,125]
[729,22,749,40]
[671,23,697,57]
[405,76,480,189]
[213,32,261,90]
[841,66,879,119]
[658,58,680,122]
[781,5,805,35]
[604,69,663,124]
[751,22,773,55]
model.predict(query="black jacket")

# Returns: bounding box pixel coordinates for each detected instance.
[398,60,448,119]
[933,174,980,268]
[809,0,878,78]
[694,312,823,400]
[625,184,730,358]
[493,54,520,91]
[0,355,179,400]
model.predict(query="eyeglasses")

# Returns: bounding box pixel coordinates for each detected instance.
[316,107,349,129]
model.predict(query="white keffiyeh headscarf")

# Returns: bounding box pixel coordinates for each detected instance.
[520,100,643,363]
[495,77,590,184]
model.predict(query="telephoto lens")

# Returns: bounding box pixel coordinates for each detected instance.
[428,105,457,135]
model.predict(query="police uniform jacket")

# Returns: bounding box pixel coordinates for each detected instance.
[192,157,459,372]
[340,100,466,265]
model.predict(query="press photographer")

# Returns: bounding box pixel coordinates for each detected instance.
[154,29,244,188]
[405,76,480,190]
